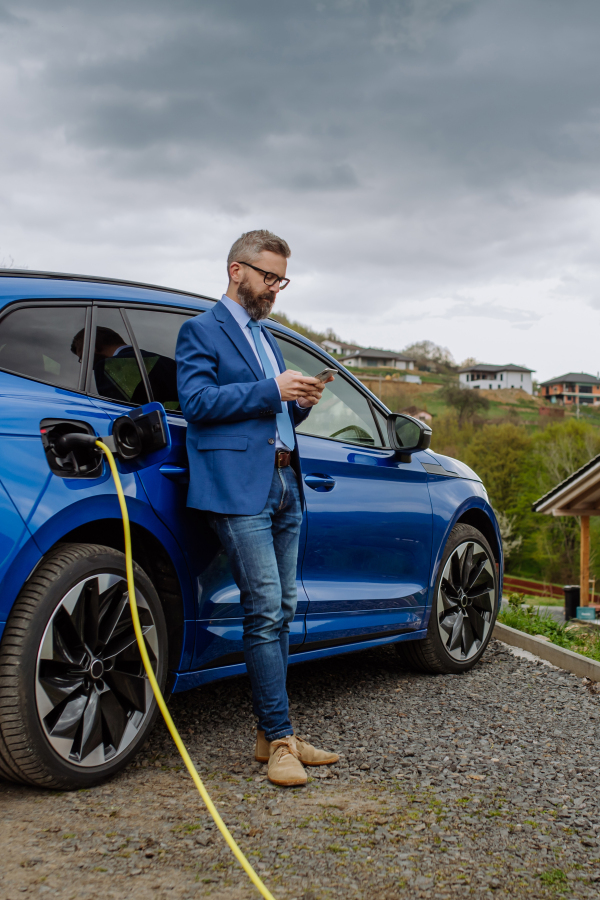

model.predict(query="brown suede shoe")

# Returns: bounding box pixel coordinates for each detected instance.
[267,736,307,787]
[256,730,339,767]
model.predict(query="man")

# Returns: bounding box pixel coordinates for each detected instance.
[176,230,338,787]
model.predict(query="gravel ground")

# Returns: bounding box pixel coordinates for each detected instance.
[2,638,600,900]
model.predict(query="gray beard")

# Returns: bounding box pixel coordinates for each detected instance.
[237,278,276,320]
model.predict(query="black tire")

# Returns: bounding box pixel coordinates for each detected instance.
[395,524,498,674]
[0,543,167,789]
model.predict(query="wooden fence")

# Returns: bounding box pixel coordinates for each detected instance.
[503,574,599,604]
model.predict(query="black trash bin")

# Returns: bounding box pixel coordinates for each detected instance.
[564,585,580,621]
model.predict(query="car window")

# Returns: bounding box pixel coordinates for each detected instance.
[125,308,195,412]
[273,334,382,447]
[0,304,86,391]
[88,307,149,405]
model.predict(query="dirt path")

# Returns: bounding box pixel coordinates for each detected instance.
[2,641,600,900]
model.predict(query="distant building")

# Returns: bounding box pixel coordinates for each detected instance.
[458,363,534,394]
[400,406,433,424]
[340,348,416,370]
[539,373,600,407]
[321,339,364,356]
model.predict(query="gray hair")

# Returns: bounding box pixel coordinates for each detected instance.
[227,230,291,277]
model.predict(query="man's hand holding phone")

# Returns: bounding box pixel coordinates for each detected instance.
[276,368,335,407]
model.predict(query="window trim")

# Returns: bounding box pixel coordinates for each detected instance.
[0,299,91,395]
[269,329,391,450]
[121,308,154,403]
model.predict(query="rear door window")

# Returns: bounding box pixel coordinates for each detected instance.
[88,307,149,405]
[0,304,87,391]
[125,308,195,411]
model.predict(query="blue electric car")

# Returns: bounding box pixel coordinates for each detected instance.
[0,271,502,789]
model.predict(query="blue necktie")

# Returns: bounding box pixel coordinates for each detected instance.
[247,319,295,450]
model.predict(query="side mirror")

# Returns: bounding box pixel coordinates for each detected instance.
[386,413,432,462]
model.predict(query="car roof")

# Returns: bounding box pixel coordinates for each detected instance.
[0,269,217,311]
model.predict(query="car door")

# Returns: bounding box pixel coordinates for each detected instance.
[272,332,433,648]
[112,304,308,673]
[83,302,198,667]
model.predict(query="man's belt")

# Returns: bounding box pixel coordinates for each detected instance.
[275,450,292,468]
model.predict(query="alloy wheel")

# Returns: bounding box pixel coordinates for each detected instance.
[436,540,495,661]
[35,574,158,767]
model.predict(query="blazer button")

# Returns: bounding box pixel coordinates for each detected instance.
[268,438,275,444]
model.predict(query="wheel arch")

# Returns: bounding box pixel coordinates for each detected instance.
[48,519,188,673]
[456,506,502,568]
[427,497,503,621]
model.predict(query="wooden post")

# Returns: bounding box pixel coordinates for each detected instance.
[580,515,590,606]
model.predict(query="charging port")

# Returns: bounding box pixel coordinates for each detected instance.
[40,419,103,479]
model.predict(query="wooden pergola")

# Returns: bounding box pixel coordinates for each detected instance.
[533,453,600,605]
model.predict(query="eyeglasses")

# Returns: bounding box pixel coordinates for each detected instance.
[236,261,290,290]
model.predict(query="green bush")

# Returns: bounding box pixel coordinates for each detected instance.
[498,593,600,662]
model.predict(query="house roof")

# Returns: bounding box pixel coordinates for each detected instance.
[458,363,534,374]
[321,339,363,353]
[533,453,600,516]
[340,348,415,362]
[539,372,600,387]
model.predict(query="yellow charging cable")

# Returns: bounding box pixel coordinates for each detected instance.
[96,441,277,900]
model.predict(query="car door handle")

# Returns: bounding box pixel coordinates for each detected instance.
[304,473,336,492]
[159,464,189,483]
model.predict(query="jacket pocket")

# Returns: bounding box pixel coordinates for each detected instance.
[196,434,248,451]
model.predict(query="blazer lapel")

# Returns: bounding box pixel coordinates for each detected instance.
[213,301,264,381]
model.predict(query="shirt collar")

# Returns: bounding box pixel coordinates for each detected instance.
[112,344,132,357]
[220,293,252,330]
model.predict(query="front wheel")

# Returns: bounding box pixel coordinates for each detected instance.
[0,543,167,789]
[395,523,498,674]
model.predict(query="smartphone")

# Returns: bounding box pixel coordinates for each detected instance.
[314,367,337,382]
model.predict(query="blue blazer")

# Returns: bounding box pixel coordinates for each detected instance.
[176,300,311,515]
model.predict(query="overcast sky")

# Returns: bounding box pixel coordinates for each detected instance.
[1,0,600,381]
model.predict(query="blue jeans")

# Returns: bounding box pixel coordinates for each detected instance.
[207,466,302,742]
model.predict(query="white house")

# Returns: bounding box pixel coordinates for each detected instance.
[458,363,534,394]
[339,348,416,370]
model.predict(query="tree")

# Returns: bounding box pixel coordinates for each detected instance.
[462,423,531,515]
[439,384,489,426]
[401,340,456,371]
[494,510,523,563]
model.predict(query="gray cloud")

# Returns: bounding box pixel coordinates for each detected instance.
[444,301,542,324]
[1,0,600,379]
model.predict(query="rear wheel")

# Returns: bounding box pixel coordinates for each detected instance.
[0,543,167,789]
[395,523,498,674]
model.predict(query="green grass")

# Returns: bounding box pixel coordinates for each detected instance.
[498,593,600,662]
[508,594,565,607]
[539,867,568,887]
